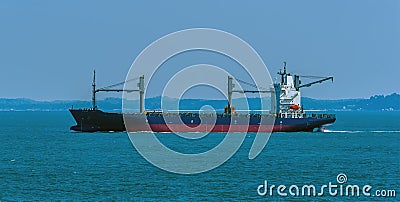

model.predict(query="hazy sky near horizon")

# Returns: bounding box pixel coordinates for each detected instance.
[0,0,399,101]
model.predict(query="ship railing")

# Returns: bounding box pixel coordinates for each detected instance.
[277,112,335,119]
[71,107,98,111]
[306,113,336,119]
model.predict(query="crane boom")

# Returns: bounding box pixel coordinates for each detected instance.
[297,76,333,89]
[95,89,139,93]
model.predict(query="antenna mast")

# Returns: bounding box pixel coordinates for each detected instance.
[278,62,287,85]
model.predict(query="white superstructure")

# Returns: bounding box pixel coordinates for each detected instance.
[275,62,333,118]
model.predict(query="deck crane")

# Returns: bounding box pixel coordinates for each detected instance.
[91,70,145,112]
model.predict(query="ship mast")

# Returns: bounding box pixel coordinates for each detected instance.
[139,75,145,113]
[92,70,97,109]
[227,76,233,114]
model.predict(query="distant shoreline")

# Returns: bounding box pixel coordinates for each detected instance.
[1,93,399,112]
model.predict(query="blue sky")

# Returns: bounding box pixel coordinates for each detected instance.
[0,0,399,101]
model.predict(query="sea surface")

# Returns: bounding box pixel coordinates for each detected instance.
[0,111,399,201]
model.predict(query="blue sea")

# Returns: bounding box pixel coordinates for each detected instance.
[0,111,399,201]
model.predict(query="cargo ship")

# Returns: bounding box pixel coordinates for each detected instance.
[70,63,336,132]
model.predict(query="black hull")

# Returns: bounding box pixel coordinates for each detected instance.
[70,109,125,132]
[69,109,335,132]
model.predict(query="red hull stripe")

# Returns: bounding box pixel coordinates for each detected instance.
[147,124,300,132]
